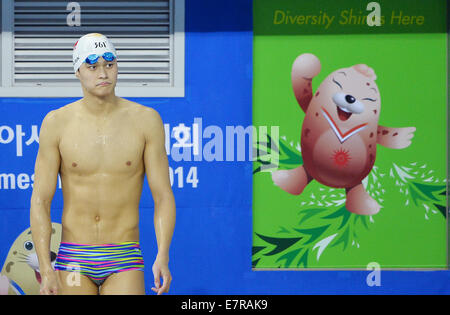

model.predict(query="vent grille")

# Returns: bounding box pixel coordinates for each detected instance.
[13,0,173,86]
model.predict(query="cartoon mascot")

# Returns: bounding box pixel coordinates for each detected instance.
[1,223,61,295]
[272,53,416,215]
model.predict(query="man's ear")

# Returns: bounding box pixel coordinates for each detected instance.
[75,69,80,78]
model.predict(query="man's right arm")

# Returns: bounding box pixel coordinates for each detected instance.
[30,110,61,294]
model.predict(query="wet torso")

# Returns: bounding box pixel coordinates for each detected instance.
[57,98,147,244]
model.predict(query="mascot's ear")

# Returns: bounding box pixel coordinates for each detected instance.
[352,64,377,80]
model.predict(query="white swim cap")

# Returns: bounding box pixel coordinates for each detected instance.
[72,33,117,72]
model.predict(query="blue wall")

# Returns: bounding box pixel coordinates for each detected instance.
[0,0,449,294]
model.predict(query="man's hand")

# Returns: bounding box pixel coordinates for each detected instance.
[40,270,58,295]
[151,255,172,295]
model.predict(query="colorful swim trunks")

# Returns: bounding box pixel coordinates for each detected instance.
[54,242,145,286]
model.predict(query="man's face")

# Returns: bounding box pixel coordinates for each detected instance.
[76,57,118,97]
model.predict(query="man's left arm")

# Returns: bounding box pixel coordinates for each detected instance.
[142,108,176,295]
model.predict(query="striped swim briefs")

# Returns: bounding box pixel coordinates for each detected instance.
[54,241,145,286]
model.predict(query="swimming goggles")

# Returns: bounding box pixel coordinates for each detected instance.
[84,52,116,65]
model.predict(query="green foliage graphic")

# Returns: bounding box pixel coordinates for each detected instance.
[253,134,447,268]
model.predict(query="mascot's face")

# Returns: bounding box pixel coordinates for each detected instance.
[1,223,61,295]
[309,64,381,129]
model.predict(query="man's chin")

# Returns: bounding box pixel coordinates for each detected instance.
[88,86,116,97]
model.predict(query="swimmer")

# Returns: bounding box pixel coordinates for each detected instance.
[30,33,176,295]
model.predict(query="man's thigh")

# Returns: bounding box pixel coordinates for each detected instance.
[100,270,145,295]
[57,270,98,295]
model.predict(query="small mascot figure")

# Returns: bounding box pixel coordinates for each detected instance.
[1,223,62,295]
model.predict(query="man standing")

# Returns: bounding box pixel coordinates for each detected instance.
[30,33,176,295]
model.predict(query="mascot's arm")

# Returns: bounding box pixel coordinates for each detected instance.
[291,53,321,113]
[376,125,416,149]
[30,110,61,277]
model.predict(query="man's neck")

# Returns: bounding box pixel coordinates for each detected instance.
[81,92,120,118]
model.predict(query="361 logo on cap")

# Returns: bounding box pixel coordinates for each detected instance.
[94,42,107,49]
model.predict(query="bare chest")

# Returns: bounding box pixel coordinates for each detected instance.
[59,117,145,175]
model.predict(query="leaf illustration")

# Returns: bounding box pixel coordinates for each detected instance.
[255,233,302,256]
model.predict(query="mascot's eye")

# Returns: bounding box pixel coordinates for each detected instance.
[345,95,356,103]
[24,241,34,251]
[332,78,343,89]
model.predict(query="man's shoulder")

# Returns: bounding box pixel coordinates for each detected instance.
[44,100,79,124]
[39,102,78,144]
[120,99,164,141]
[121,98,162,123]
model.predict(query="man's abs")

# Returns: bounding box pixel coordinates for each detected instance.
[59,170,144,244]
[61,209,140,245]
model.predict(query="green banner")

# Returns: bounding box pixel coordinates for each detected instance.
[254,0,446,35]
[252,0,447,269]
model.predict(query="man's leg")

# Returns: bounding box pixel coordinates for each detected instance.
[57,270,98,295]
[99,270,145,295]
